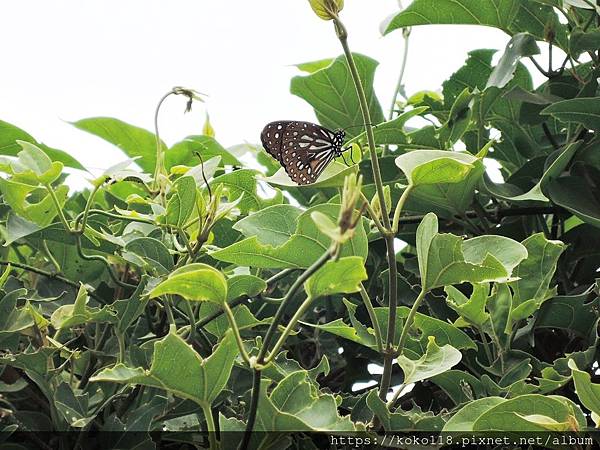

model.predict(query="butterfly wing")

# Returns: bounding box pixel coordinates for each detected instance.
[261,121,341,185]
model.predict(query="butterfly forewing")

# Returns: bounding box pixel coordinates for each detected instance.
[260,121,345,185]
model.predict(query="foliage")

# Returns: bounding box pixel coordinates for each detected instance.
[1,1,600,448]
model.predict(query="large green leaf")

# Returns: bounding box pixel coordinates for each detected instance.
[0,119,85,170]
[383,0,520,35]
[124,237,173,275]
[167,135,240,168]
[163,175,196,228]
[148,263,227,305]
[442,397,506,431]
[211,203,367,269]
[487,33,539,89]
[91,329,237,406]
[72,117,167,173]
[290,54,384,136]
[262,161,358,189]
[547,175,600,228]
[542,97,600,131]
[472,394,585,431]
[397,336,462,385]
[50,285,116,330]
[233,205,302,247]
[304,256,367,299]
[395,150,477,186]
[416,213,527,290]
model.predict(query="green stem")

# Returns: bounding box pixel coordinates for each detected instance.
[262,295,314,365]
[222,302,251,366]
[396,288,427,357]
[359,283,383,353]
[76,208,155,226]
[163,298,176,326]
[478,327,494,365]
[182,299,197,343]
[359,191,386,235]
[200,402,218,450]
[41,240,61,273]
[386,383,405,410]
[152,90,172,192]
[76,183,102,233]
[334,18,390,230]
[116,331,126,364]
[391,184,413,234]
[44,183,71,231]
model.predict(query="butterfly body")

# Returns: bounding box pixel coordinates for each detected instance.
[261,121,345,185]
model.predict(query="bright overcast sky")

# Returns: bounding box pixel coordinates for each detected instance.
[0,1,515,186]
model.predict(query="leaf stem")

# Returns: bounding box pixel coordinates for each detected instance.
[222,301,251,366]
[391,184,413,234]
[44,183,71,232]
[396,288,427,357]
[359,192,387,235]
[200,402,218,450]
[359,283,383,353]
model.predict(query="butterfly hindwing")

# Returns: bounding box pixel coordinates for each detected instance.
[260,121,345,185]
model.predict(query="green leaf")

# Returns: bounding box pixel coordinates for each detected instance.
[445,283,490,327]
[212,169,282,214]
[569,28,600,56]
[472,394,585,431]
[112,276,151,334]
[124,237,173,275]
[290,53,384,136]
[397,336,462,385]
[255,371,359,431]
[416,213,527,290]
[482,140,583,202]
[164,176,196,227]
[347,107,428,146]
[382,0,520,35]
[542,97,600,131]
[569,360,600,417]
[430,370,486,405]
[395,150,477,186]
[50,285,117,330]
[233,205,302,247]
[201,303,270,339]
[211,203,367,269]
[0,179,69,226]
[91,330,238,406]
[0,119,85,170]
[167,135,240,168]
[10,141,64,185]
[508,233,565,326]
[0,290,36,337]
[295,58,333,73]
[72,117,167,173]
[148,263,227,305]
[309,0,344,20]
[262,161,359,188]
[226,274,267,301]
[366,390,444,432]
[487,33,539,89]
[304,256,367,299]
[536,293,599,338]
[547,175,600,228]
[442,397,506,431]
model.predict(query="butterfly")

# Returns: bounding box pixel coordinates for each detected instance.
[260,121,347,185]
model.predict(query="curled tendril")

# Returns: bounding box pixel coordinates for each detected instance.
[193,150,212,201]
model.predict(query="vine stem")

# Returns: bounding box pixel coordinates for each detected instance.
[152,90,172,192]
[222,302,251,365]
[239,248,334,450]
[396,288,427,357]
[359,283,383,353]
[332,15,403,404]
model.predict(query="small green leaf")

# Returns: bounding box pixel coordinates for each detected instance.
[397,336,462,385]
[445,283,490,327]
[124,237,173,275]
[167,135,240,168]
[547,175,600,228]
[226,274,267,301]
[366,390,444,432]
[91,330,238,406]
[164,176,196,227]
[148,263,227,305]
[569,28,600,56]
[51,285,117,330]
[212,169,282,214]
[569,360,600,417]
[308,0,344,20]
[304,256,367,299]
[395,150,477,187]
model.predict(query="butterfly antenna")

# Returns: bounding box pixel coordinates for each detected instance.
[193,151,212,201]
[342,123,379,133]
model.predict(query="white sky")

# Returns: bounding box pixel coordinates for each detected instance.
[0,1,514,185]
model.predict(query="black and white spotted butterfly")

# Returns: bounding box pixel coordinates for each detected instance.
[261,121,347,185]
